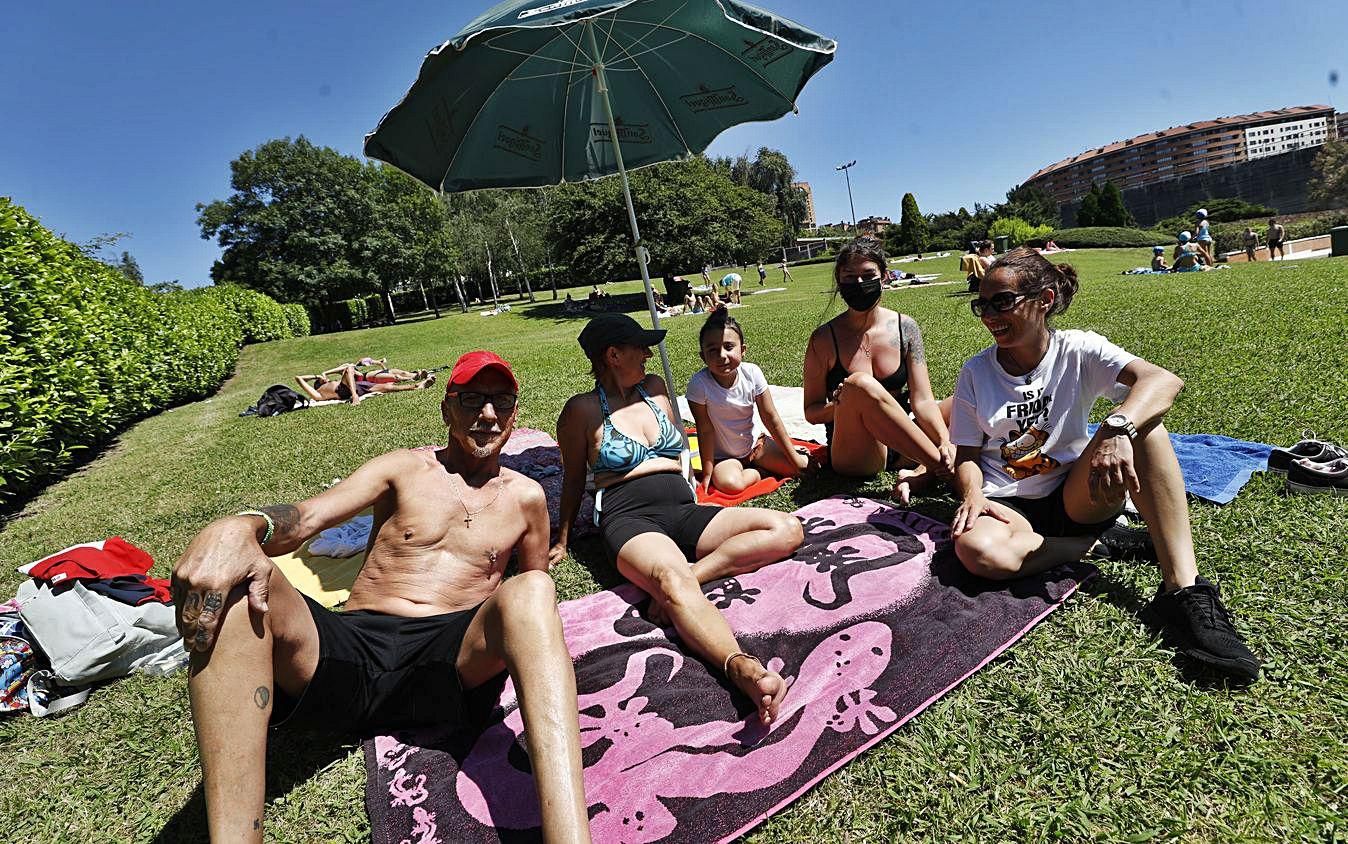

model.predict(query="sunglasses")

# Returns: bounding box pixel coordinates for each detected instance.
[970,291,1032,317]
[447,391,518,410]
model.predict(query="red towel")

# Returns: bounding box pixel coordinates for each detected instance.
[693,438,824,507]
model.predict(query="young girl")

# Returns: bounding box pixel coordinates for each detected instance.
[687,309,809,493]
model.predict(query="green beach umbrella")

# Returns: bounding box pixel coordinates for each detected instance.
[364,0,835,404]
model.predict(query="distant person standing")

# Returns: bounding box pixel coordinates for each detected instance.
[1242,226,1259,262]
[756,261,767,286]
[701,263,712,285]
[1193,209,1216,266]
[780,258,794,284]
[1267,217,1286,260]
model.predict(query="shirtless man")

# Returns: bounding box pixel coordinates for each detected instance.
[174,350,591,843]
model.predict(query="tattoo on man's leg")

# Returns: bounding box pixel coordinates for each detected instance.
[254,686,270,709]
[253,817,261,830]
[203,592,223,613]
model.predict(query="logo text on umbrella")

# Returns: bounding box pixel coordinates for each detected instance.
[679,85,748,113]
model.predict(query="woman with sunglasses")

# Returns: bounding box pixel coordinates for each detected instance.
[947,247,1259,682]
[550,313,803,726]
[803,237,954,501]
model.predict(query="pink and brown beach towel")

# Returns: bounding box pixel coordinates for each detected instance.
[365,496,1094,843]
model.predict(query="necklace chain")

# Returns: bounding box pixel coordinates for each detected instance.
[450,474,504,528]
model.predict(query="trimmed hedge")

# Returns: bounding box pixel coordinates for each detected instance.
[207,283,290,343]
[1036,227,1162,249]
[281,303,311,338]
[0,198,265,505]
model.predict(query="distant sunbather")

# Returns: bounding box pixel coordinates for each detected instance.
[294,366,434,405]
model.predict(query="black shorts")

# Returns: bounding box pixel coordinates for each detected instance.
[996,477,1118,538]
[271,595,487,735]
[597,473,721,561]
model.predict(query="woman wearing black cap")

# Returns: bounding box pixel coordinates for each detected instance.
[551,312,803,726]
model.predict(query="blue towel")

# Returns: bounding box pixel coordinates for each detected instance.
[1087,426,1271,505]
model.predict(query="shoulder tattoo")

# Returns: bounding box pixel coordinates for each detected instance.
[901,315,926,366]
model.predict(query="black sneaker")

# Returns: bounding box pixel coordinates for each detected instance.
[1267,435,1347,475]
[1091,522,1157,562]
[1286,457,1348,496]
[1140,576,1260,682]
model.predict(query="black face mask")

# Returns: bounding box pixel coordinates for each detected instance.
[839,277,883,312]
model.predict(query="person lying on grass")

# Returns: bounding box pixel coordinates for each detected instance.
[173,350,592,844]
[349,357,428,384]
[947,247,1260,683]
[802,237,955,504]
[687,307,809,494]
[293,365,435,405]
[551,312,803,726]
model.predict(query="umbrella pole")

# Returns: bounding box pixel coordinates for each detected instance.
[586,21,692,463]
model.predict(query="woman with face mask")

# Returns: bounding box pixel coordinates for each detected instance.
[803,238,955,500]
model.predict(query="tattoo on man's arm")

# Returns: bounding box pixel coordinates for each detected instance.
[253,817,261,831]
[902,316,927,365]
[203,592,223,613]
[254,686,270,709]
[259,504,301,538]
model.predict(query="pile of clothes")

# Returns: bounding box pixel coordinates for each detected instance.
[1,537,184,717]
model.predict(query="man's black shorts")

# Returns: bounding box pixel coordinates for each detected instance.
[996,477,1118,538]
[271,595,486,735]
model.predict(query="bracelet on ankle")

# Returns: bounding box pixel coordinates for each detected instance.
[724,651,763,674]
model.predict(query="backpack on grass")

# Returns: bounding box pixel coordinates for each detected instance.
[240,384,310,418]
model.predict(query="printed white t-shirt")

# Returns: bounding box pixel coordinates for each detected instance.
[686,361,768,459]
[949,329,1137,499]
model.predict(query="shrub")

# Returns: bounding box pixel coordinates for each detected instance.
[1038,227,1161,248]
[281,303,311,338]
[364,294,387,325]
[0,197,241,505]
[205,284,289,343]
[988,217,1054,248]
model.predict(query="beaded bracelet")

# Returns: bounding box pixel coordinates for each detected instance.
[235,510,276,545]
[723,651,763,674]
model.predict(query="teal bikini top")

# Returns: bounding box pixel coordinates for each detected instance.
[593,382,683,474]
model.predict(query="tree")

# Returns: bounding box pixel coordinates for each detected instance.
[1076,183,1103,227]
[546,157,782,283]
[197,137,382,305]
[1098,181,1136,227]
[890,193,929,256]
[1002,184,1060,228]
[115,251,144,284]
[1309,138,1348,210]
[708,148,807,247]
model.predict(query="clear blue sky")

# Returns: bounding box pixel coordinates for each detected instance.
[3,0,1344,286]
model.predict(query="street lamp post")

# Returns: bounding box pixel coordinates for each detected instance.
[835,159,857,229]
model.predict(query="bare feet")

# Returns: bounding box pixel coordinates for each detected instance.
[727,656,787,725]
[889,466,934,505]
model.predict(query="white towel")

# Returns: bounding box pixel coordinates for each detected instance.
[309,514,374,558]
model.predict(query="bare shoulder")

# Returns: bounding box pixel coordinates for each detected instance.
[364,447,432,477]
[499,466,546,507]
[642,373,669,397]
[559,391,599,422]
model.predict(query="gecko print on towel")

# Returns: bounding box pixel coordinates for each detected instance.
[365,496,1094,844]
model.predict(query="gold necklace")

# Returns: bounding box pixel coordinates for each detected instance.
[450,474,504,528]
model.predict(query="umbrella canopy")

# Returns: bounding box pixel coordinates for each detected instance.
[364,0,834,192]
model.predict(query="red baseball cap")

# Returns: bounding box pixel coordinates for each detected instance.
[448,350,518,391]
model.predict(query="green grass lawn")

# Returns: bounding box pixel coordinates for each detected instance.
[3,249,1347,842]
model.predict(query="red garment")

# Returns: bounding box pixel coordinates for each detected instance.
[28,537,155,583]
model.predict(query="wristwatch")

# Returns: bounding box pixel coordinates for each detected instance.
[1102,412,1138,440]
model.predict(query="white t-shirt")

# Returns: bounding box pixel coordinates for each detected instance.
[949,329,1137,499]
[686,361,768,459]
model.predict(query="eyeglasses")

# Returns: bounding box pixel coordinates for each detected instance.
[969,292,1031,317]
[447,391,518,410]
